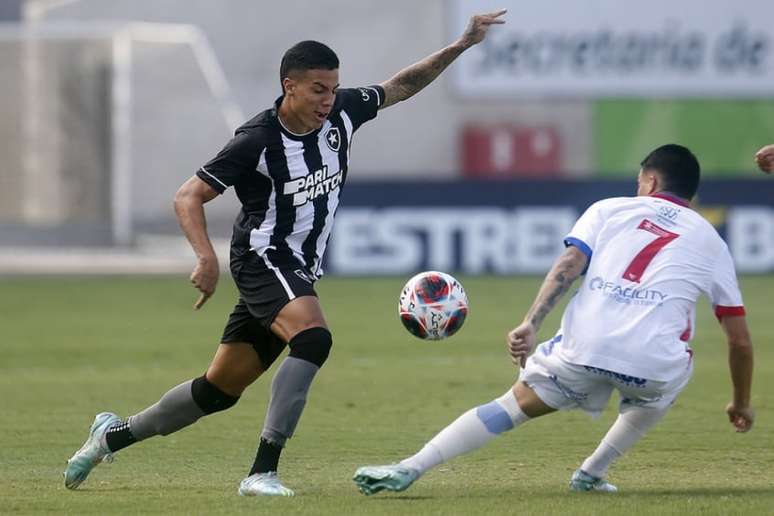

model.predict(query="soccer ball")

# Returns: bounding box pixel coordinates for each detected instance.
[398,271,469,340]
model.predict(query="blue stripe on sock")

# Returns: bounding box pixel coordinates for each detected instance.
[476,401,514,434]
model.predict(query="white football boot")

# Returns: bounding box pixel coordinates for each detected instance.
[353,464,420,495]
[569,468,618,493]
[238,472,295,497]
[64,412,121,489]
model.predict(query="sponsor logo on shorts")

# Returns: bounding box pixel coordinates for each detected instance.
[588,276,668,306]
[548,374,589,403]
[583,365,648,387]
[294,269,314,284]
[621,395,663,407]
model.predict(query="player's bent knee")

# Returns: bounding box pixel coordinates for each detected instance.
[476,400,515,434]
[287,327,332,367]
[514,381,556,418]
[475,389,532,434]
[191,375,240,415]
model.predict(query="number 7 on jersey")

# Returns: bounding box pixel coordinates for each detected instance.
[622,219,680,283]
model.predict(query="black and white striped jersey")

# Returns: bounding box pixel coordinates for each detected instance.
[196,85,384,278]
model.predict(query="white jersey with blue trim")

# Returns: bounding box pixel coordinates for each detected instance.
[556,193,744,382]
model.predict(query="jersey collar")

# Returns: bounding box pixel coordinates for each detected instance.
[273,96,320,141]
[650,192,691,208]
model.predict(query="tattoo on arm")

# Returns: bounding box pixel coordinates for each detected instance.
[528,267,576,329]
[525,248,587,330]
[379,44,465,109]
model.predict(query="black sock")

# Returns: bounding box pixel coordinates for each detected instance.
[104,421,137,452]
[249,437,283,475]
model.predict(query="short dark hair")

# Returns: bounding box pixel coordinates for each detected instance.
[279,40,339,92]
[640,144,701,199]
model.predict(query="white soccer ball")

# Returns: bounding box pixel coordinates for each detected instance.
[398,271,469,340]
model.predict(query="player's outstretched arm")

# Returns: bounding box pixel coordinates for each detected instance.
[754,144,774,174]
[507,246,588,367]
[378,10,506,109]
[174,176,221,309]
[720,315,755,432]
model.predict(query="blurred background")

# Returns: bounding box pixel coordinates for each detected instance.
[0,0,772,275]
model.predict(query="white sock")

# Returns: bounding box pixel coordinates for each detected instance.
[581,406,668,478]
[580,441,621,479]
[400,389,529,475]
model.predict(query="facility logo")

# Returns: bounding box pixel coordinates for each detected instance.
[588,276,668,306]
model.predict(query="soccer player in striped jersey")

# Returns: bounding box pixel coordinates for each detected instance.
[63,10,507,497]
[354,144,755,495]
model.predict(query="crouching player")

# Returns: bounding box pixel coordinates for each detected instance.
[354,144,755,494]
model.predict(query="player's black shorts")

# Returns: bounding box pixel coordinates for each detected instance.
[221,254,318,368]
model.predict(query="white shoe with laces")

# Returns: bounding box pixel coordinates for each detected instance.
[238,472,295,497]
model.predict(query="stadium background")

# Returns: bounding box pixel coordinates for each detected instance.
[1,0,772,274]
[1,1,773,514]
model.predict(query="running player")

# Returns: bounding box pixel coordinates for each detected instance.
[63,10,507,496]
[354,144,755,495]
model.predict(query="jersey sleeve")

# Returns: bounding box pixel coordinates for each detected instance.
[336,85,385,131]
[564,200,607,261]
[708,244,746,320]
[195,131,264,194]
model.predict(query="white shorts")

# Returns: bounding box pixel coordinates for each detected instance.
[519,336,693,418]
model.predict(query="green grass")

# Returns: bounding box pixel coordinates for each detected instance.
[1,275,772,515]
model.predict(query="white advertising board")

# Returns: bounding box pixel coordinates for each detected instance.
[448,0,774,98]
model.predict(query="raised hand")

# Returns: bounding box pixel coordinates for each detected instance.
[458,9,507,49]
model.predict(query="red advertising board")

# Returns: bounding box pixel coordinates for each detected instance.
[461,124,562,177]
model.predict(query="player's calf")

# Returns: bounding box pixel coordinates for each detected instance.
[64,374,241,489]
[126,375,239,444]
[400,388,530,475]
[247,327,332,480]
[578,406,668,482]
[354,388,532,496]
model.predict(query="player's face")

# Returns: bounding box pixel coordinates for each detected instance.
[284,68,339,131]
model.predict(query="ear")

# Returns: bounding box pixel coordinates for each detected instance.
[282,77,295,96]
[645,171,660,195]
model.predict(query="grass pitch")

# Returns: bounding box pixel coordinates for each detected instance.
[1,275,772,515]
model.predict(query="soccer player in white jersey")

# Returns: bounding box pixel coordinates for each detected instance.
[354,144,755,494]
[63,11,507,496]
